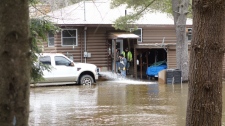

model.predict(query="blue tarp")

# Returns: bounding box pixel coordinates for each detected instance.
[146,61,167,77]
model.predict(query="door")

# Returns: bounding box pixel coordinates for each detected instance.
[111,39,123,71]
[112,39,123,53]
[39,56,54,82]
[52,56,76,82]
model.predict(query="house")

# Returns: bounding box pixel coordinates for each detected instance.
[41,0,195,79]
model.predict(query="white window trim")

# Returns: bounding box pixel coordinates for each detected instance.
[48,32,55,47]
[130,28,142,42]
[61,29,78,46]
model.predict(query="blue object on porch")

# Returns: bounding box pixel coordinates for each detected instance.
[146,60,167,77]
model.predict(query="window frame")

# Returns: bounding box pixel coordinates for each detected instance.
[48,32,55,47]
[39,56,51,65]
[187,28,192,42]
[130,28,142,42]
[54,56,71,66]
[61,29,78,46]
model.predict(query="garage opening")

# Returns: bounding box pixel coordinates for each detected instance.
[137,48,167,79]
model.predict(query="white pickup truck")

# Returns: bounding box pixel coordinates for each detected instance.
[34,53,99,86]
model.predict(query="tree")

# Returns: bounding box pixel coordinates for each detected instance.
[29,1,59,82]
[30,18,58,83]
[111,0,191,81]
[0,0,30,126]
[172,0,189,81]
[0,0,58,125]
[186,0,225,125]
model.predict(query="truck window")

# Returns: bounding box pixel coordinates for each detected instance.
[39,56,51,65]
[55,56,71,66]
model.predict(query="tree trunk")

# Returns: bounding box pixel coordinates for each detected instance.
[0,0,30,126]
[186,0,225,125]
[172,0,189,81]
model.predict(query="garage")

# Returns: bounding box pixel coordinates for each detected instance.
[134,45,167,79]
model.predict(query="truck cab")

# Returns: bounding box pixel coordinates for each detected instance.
[36,53,98,86]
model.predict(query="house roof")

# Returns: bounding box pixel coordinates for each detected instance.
[46,0,192,25]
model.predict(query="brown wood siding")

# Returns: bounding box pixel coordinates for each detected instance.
[142,27,176,44]
[43,28,83,63]
[86,27,108,68]
[167,47,191,69]
[43,26,109,68]
[167,49,177,69]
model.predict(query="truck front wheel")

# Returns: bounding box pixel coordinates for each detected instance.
[80,75,94,85]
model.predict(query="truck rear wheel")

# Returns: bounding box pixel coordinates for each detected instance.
[80,75,94,85]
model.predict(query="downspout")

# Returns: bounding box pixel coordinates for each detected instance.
[107,40,109,71]
[84,26,87,63]
[84,0,87,63]
[81,30,83,62]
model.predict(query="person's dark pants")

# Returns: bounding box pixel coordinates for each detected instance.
[126,61,130,73]
[116,61,120,72]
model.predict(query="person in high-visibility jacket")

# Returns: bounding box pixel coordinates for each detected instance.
[122,48,132,74]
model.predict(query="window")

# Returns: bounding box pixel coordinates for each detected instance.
[55,56,71,66]
[48,32,54,47]
[130,28,142,42]
[61,29,77,46]
[187,28,192,41]
[39,56,51,65]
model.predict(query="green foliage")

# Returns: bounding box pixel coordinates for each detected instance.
[111,0,169,31]
[29,0,39,4]
[111,0,192,31]
[111,0,154,9]
[30,18,59,82]
[113,13,142,31]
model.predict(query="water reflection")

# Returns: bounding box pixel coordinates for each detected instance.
[29,81,225,126]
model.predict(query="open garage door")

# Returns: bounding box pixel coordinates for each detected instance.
[136,48,167,79]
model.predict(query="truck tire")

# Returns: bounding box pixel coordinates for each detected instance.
[80,75,94,85]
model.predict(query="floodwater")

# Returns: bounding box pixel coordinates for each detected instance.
[29,80,225,126]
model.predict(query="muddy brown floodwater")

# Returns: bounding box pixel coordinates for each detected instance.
[29,80,225,126]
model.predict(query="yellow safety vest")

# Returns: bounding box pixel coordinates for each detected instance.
[122,51,132,61]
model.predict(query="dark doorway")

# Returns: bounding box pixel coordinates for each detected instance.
[137,48,167,79]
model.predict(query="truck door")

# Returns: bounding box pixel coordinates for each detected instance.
[52,56,76,82]
[39,56,54,82]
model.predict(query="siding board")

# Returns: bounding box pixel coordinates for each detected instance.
[167,49,177,69]
[142,28,176,44]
